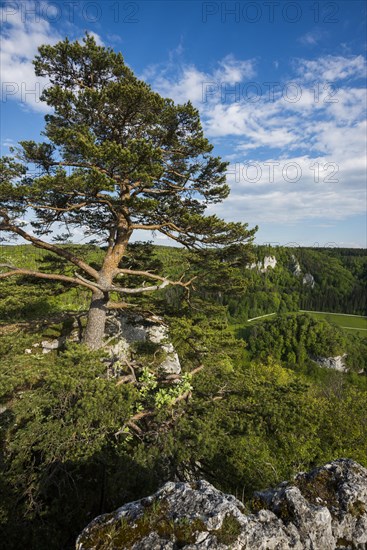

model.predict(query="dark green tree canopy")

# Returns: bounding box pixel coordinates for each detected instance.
[0,34,256,347]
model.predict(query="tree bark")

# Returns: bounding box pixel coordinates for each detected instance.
[83,289,109,350]
[83,227,130,349]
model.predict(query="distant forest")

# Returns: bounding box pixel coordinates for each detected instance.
[222,246,366,320]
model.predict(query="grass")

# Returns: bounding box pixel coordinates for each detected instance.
[299,310,367,337]
[230,310,367,339]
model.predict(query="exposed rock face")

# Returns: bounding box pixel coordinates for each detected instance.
[76,459,367,549]
[249,255,277,273]
[108,313,181,375]
[312,354,348,373]
[291,254,302,276]
[303,272,315,288]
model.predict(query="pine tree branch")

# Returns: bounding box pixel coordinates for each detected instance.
[130,221,184,232]
[108,274,196,295]
[0,264,98,291]
[47,161,119,181]
[106,301,136,309]
[0,209,99,280]
[26,202,88,213]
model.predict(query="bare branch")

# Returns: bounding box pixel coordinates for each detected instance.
[106,301,137,309]
[74,272,104,290]
[0,209,99,280]
[26,202,88,213]
[115,268,177,283]
[114,391,191,437]
[0,265,98,291]
[110,280,170,294]
[108,274,196,295]
[115,375,135,386]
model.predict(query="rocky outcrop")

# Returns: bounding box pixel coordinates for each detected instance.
[249,255,277,273]
[312,354,348,373]
[290,254,302,277]
[303,272,315,288]
[22,313,181,375]
[107,313,181,375]
[76,459,367,549]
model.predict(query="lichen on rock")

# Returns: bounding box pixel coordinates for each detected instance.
[76,459,367,549]
[106,312,181,375]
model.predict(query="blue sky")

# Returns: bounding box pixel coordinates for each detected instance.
[1,0,366,247]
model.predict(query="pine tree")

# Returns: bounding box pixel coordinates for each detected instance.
[0,34,256,348]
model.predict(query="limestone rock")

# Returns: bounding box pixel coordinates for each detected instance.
[76,459,367,549]
[107,313,181,375]
[303,273,315,288]
[291,254,302,276]
[249,255,277,273]
[41,338,64,354]
[312,354,348,372]
[262,255,277,271]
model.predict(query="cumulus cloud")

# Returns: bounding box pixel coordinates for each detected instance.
[295,54,366,82]
[142,54,257,104]
[144,52,366,226]
[0,1,104,112]
[0,2,60,112]
[215,152,366,225]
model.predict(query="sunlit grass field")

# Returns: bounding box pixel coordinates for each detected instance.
[299,310,367,337]
[235,310,367,339]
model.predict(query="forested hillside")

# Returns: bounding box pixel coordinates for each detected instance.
[0,38,366,547]
[223,246,367,320]
[1,244,366,323]
[0,243,366,549]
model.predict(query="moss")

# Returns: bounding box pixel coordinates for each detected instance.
[215,513,242,545]
[248,496,264,514]
[78,498,208,549]
[77,513,123,550]
[294,469,339,510]
[133,340,161,356]
[132,340,167,368]
[336,537,353,548]
[174,517,207,547]
[276,499,294,523]
[348,499,366,518]
[41,323,64,339]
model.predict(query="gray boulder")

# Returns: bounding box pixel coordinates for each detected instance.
[107,313,181,375]
[303,273,315,288]
[76,459,367,549]
[290,254,302,277]
[312,354,348,373]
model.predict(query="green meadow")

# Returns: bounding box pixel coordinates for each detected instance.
[299,310,367,337]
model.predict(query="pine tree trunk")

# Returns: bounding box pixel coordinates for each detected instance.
[83,290,109,350]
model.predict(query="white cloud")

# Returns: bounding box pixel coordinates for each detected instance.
[212,155,366,224]
[2,138,15,149]
[0,2,104,112]
[298,28,327,46]
[296,55,366,82]
[0,2,60,112]
[143,54,256,104]
[214,54,255,83]
[144,52,366,226]
[88,31,104,47]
